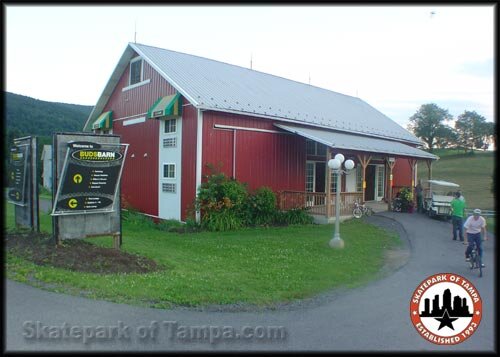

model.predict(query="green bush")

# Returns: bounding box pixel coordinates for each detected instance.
[398,187,414,212]
[275,208,314,225]
[196,169,248,231]
[245,187,277,226]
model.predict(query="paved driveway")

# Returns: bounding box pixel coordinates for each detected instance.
[5,211,495,351]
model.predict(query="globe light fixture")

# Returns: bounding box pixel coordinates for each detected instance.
[328,154,355,249]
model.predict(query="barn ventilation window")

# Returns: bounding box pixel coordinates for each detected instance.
[163,137,177,148]
[162,183,176,193]
[129,57,143,85]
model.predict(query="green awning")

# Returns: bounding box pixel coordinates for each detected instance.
[92,111,113,130]
[147,93,182,119]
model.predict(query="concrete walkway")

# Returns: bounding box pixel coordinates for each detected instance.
[5,211,495,352]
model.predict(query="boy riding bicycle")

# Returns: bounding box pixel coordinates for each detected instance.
[464,208,488,267]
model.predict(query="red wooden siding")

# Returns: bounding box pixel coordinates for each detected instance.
[102,52,178,216]
[115,118,159,215]
[202,111,306,193]
[392,158,413,188]
[180,101,198,221]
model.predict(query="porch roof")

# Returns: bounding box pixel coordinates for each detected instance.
[274,124,439,160]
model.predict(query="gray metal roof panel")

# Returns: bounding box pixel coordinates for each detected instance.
[275,124,438,160]
[130,43,421,145]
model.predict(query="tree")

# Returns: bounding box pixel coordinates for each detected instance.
[407,103,453,152]
[435,125,458,149]
[454,111,489,152]
[482,121,496,150]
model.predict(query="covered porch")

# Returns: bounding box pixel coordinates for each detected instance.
[275,124,438,222]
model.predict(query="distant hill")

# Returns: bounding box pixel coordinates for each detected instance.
[5,92,93,136]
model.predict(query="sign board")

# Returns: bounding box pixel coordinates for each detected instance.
[52,141,127,215]
[7,144,29,205]
[51,133,127,242]
[7,136,39,231]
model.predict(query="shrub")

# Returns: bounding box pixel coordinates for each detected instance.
[275,208,314,225]
[398,187,414,212]
[196,169,248,231]
[245,187,277,226]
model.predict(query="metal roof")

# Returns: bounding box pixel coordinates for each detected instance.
[275,124,439,160]
[85,43,422,145]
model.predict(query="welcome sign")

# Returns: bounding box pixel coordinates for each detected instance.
[52,141,128,215]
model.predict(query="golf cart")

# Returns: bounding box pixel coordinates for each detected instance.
[423,180,460,219]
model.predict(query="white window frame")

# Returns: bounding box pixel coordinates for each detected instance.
[375,164,385,201]
[122,57,150,92]
[306,161,315,193]
[129,56,143,86]
[164,118,177,134]
[163,163,176,179]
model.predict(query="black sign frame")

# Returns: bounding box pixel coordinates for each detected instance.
[51,142,128,216]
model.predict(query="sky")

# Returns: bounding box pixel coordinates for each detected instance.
[5,4,495,129]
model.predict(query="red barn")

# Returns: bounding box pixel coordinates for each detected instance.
[83,43,438,222]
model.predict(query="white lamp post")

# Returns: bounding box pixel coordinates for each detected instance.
[328,154,355,249]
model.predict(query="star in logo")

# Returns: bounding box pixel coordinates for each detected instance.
[435,309,458,331]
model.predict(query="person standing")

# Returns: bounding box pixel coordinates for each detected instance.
[450,192,466,242]
[464,209,487,266]
[458,190,465,202]
[415,180,424,213]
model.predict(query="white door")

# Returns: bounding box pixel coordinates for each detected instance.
[375,164,385,201]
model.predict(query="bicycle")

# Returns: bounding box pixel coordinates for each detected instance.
[391,197,402,212]
[468,242,483,278]
[352,201,373,219]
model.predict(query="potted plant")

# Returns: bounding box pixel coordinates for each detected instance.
[399,187,414,213]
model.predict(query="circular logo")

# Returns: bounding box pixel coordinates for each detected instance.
[410,273,482,345]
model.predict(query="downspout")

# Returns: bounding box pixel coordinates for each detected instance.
[195,109,203,223]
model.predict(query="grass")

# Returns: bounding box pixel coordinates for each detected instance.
[418,150,495,210]
[5,202,400,308]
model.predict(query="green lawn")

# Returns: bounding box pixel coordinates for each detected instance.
[5,202,400,308]
[418,150,495,210]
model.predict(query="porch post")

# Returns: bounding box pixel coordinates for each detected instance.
[357,154,372,202]
[326,148,332,218]
[407,158,418,200]
[425,159,433,192]
[386,157,396,210]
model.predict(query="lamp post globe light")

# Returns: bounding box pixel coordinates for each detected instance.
[327,154,355,249]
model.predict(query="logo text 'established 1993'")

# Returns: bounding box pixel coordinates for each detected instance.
[410,273,482,345]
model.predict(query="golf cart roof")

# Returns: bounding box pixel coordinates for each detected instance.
[426,180,460,187]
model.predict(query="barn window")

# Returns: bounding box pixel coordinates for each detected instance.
[164,119,177,133]
[306,139,326,157]
[163,164,176,179]
[129,57,143,85]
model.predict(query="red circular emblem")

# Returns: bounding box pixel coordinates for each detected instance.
[410,273,482,345]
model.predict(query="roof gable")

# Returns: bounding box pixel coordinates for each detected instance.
[85,42,421,145]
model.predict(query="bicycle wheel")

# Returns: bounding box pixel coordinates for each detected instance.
[366,207,373,216]
[478,256,483,277]
[353,208,362,219]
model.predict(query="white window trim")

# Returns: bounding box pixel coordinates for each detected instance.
[163,118,177,134]
[306,161,316,193]
[162,163,176,179]
[129,56,143,84]
[123,117,146,126]
[122,78,151,92]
